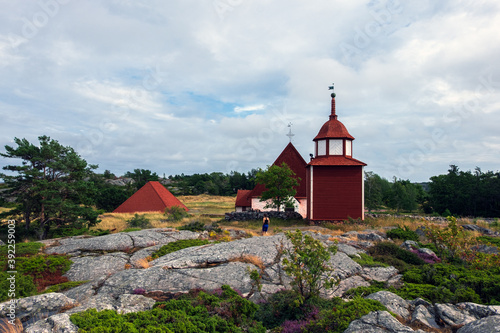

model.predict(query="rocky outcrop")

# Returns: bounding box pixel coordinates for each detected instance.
[344,310,423,333]
[3,226,500,332]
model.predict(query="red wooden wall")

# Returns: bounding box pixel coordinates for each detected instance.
[308,166,363,221]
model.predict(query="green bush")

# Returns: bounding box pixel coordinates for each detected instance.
[304,297,387,333]
[43,280,89,293]
[351,253,389,268]
[164,206,189,221]
[0,242,44,258]
[0,271,37,302]
[403,264,500,304]
[16,254,72,276]
[126,214,152,229]
[477,236,500,248]
[386,225,419,241]
[151,239,211,259]
[178,220,206,232]
[71,285,265,333]
[368,242,425,271]
[255,289,310,329]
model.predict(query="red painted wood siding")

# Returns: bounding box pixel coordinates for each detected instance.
[311,166,363,220]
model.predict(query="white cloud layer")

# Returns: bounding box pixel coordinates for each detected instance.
[0,0,499,182]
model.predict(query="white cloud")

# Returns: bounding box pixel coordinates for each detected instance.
[0,0,499,182]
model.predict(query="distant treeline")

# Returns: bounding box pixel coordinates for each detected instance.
[365,165,500,218]
[167,170,258,196]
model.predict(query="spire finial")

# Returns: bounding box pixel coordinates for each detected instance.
[328,83,337,120]
[286,122,295,143]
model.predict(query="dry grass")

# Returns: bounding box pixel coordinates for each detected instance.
[229,254,265,270]
[0,318,23,333]
[133,257,152,269]
[92,195,235,233]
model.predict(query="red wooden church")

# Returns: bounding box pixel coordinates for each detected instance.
[306,90,366,221]
[235,88,366,221]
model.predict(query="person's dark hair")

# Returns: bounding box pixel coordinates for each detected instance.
[264,213,268,217]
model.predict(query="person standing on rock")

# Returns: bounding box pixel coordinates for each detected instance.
[262,214,270,235]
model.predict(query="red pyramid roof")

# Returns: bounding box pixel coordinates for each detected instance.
[113,181,188,213]
[250,142,307,198]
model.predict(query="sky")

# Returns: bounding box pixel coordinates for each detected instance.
[1,0,499,183]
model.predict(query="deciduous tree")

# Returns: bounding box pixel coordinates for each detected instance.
[255,162,300,212]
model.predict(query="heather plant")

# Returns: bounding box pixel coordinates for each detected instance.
[282,230,338,302]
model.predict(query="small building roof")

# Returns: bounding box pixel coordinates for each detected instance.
[235,189,252,207]
[308,155,366,166]
[113,181,188,213]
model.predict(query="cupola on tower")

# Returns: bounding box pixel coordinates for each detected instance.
[306,86,367,221]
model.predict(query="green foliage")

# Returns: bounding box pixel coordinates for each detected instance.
[48,227,110,238]
[0,136,100,239]
[0,271,37,301]
[477,235,500,248]
[126,214,152,229]
[164,205,189,221]
[43,280,89,293]
[425,216,478,263]
[0,242,44,257]
[386,225,419,241]
[368,242,425,271]
[403,263,500,304]
[178,220,206,232]
[304,297,387,333]
[255,162,300,212]
[71,285,265,333]
[16,254,71,276]
[168,170,257,196]
[124,169,159,190]
[94,185,129,212]
[351,252,389,267]
[282,230,338,301]
[429,165,500,217]
[255,289,318,329]
[151,239,211,260]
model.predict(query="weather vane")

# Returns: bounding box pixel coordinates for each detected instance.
[328,83,334,91]
[286,122,295,143]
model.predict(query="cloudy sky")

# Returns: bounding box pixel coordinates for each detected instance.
[1,0,499,182]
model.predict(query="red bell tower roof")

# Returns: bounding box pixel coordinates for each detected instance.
[313,91,354,141]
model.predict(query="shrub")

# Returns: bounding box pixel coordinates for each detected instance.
[368,242,425,269]
[43,280,89,293]
[351,253,389,268]
[126,214,152,229]
[403,263,500,304]
[0,272,37,302]
[178,220,206,232]
[386,225,419,241]
[71,285,265,332]
[255,289,317,329]
[282,230,338,302]
[150,239,211,259]
[477,235,500,248]
[164,206,189,221]
[304,297,387,333]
